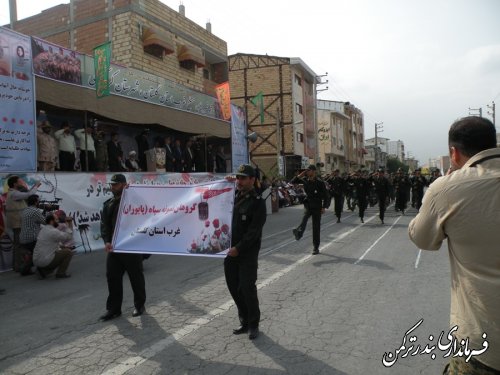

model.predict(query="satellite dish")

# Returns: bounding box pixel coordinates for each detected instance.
[246,132,258,143]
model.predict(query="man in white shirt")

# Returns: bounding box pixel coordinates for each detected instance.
[75,127,96,172]
[54,122,76,171]
[33,213,74,279]
[409,116,500,374]
[5,176,41,271]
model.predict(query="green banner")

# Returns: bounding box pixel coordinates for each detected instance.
[250,91,264,124]
[93,41,111,98]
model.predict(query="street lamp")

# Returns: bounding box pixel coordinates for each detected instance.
[374,122,384,169]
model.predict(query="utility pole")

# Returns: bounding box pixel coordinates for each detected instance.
[468,107,483,117]
[374,122,383,169]
[487,101,496,125]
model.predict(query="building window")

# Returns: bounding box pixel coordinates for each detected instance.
[180,60,197,72]
[203,68,210,80]
[143,45,164,60]
[332,137,337,146]
[295,103,303,114]
[296,132,304,142]
[294,74,302,86]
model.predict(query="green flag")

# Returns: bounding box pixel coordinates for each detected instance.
[93,41,111,98]
[250,91,264,124]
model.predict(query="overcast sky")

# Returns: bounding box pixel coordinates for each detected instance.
[1,0,499,163]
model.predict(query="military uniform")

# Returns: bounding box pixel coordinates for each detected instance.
[411,171,428,211]
[224,165,267,338]
[292,165,330,253]
[372,171,390,223]
[326,172,346,222]
[100,174,145,319]
[393,172,410,214]
[354,175,370,223]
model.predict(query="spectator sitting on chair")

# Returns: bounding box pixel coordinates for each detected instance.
[33,214,74,279]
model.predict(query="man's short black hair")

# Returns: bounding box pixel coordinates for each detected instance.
[45,214,56,224]
[449,116,497,157]
[7,175,19,188]
[27,194,39,206]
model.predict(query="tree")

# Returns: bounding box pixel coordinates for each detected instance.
[386,157,409,174]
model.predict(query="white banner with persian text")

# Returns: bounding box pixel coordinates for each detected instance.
[113,180,235,257]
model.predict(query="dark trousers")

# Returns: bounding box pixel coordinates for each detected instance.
[378,194,387,221]
[395,191,407,212]
[358,198,368,219]
[296,207,321,249]
[415,189,424,211]
[333,194,344,218]
[80,150,96,172]
[39,249,73,276]
[59,151,75,171]
[19,241,36,275]
[224,257,260,328]
[106,253,146,313]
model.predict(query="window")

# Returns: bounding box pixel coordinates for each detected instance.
[180,60,196,72]
[294,74,302,86]
[143,44,164,60]
[296,132,304,142]
[295,103,303,114]
[203,68,210,80]
[332,137,337,146]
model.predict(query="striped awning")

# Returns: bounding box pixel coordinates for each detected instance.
[142,27,175,55]
[177,44,205,67]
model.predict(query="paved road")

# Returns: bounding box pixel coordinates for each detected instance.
[0,203,452,374]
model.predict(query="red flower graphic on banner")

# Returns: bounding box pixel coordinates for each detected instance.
[212,219,220,228]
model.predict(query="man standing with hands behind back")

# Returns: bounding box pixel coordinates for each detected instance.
[99,174,146,321]
[409,116,500,375]
[225,164,267,340]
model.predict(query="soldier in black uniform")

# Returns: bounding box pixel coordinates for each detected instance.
[411,169,428,211]
[429,169,442,184]
[372,168,390,224]
[99,174,146,321]
[325,169,346,223]
[354,170,370,223]
[292,165,330,254]
[224,164,267,340]
[393,168,410,214]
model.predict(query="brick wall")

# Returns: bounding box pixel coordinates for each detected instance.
[13,4,69,38]
[74,20,108,55]
[11,0,228,95]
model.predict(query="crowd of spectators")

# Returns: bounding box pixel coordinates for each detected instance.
[37,121,229,173]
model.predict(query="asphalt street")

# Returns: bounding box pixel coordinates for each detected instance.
[0,203,452,375]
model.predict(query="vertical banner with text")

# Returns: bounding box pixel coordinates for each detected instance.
[113,180,235,257]
[0,27,36,172]
[93,41,111,98]
[215,81,231,121]
[230,104,249,172]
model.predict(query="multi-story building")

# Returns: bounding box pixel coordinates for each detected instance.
[387,140,405,162]
[343,102,365,171]
[229,53,319,178]
[316,100,349,173]
[10,0,228,95]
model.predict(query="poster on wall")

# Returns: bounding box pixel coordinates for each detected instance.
[0,26,36,172]
[230,104,248,172]
[113,180,234,257]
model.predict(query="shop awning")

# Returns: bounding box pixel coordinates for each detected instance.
[177,44,205,67]
[142,27,175,55]
[36,77,229,138]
